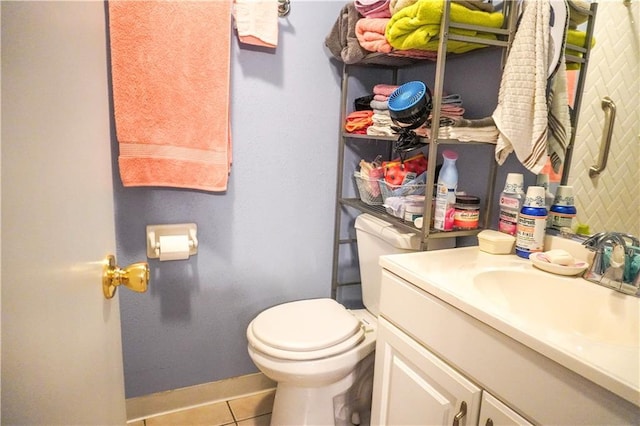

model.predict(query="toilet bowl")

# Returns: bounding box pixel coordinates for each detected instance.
[246,214,449,425]
[247,301,376,426]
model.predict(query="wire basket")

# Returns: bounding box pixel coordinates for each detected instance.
[354,172,383,205]
[379,179,427,203]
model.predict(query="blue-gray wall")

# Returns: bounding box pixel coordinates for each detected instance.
[114,2,346,398]
[114,1,531,398]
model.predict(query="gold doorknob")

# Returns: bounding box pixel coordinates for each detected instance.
[102,254,150,299]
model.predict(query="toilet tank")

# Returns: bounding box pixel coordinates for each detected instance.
[354,214,454,316]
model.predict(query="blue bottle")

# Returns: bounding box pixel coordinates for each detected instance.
[515,186,548,259]
[549,185,577,231]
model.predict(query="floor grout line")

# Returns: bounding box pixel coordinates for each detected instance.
[226,400,238,424]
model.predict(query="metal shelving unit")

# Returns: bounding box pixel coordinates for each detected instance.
[331,1,597,299]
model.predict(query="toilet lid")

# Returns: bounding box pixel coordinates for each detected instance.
[249,298,364,360]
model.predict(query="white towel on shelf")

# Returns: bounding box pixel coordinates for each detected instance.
[492,0,550,174]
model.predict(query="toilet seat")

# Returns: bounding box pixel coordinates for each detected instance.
[248,298,365,361]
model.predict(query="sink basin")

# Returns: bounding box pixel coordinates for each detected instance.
[472,269,640,346]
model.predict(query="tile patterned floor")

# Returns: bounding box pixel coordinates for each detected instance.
[128,389,274,426]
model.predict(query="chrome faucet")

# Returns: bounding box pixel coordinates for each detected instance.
[582,232,640,297]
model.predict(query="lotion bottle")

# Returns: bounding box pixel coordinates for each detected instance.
[433,150,458,231]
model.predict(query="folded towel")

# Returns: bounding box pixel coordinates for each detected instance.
[367,125,397,137]
[567,0,591,28]
[492,0,550,174]
[370,99,389,110]
[325,3,368,64]
[345,110,374,133]
[372,112,394,126]
[391,0,495,15]
[108,0,233,191]
[233,0,279,48]
[385,0,504,53]
[388,49,438,61]
[373,84,400,97]
[355,0,392,18]
[356,18,393,53]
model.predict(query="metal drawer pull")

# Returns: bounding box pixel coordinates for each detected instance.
[453,401,467,426]
[589,97,616,178]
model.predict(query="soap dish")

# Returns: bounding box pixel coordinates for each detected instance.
[530,252,589,276]
[477,230,515,255]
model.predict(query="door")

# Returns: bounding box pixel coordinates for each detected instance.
[2,2,127,424]
[371,318,482,426]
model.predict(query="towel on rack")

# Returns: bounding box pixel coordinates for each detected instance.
[325,2,369,64]
[355,0,392,19]
[547,56,571,173]
[492,0,550,174]
[385,0,504,53]
[356,18,393,54]
[108,0,233,191]
[233,0,279,48]
[391,0,496,14]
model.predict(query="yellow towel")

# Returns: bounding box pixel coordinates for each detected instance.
[108,0,233,192]
[385,0,504,52]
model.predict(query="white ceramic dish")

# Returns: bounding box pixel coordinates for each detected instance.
[529,252,589,276]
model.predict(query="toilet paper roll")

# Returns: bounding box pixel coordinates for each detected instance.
[158,235,190,261]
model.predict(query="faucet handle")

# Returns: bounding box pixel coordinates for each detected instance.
[613,232,640,248]
[581,232,606,250]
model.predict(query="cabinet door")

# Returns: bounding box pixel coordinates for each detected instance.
[372,317,482,426]
[479,392,533,426]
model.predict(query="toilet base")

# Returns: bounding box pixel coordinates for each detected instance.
[270,353,374,426]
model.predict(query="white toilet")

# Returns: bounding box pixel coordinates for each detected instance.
[246,214,433,426]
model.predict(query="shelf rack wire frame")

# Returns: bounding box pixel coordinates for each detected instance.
[421,0,519,249]
[561,2,598,184]
[331,63,400,299]
[329,0,565,298]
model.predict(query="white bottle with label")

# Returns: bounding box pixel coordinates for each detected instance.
[433,150,458,231]
[515,186,548,258]
[536,173,555,211]
[498,173,524,236]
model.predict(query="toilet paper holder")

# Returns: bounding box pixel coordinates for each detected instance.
[146,223,198,260]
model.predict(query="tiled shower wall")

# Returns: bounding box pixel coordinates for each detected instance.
[569,1,640,236]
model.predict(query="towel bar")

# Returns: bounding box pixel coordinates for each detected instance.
[589,97,616,178]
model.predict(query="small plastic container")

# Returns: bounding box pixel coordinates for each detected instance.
[477,230,516,254]
[453,195,480,230]
[354,172,382,206]
[379,180,427,203]
[403,195,425,223]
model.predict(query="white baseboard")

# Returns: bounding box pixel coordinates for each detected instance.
[125,373,276,422]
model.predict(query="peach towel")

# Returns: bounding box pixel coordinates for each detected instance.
[355,18,393,54]
[233,0,279,48]
[108,0,232,191]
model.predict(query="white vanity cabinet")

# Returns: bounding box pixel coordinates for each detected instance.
[478,393,532,426]
[372,317,481,426]
[372,266,640,425]
[372,317,531,426]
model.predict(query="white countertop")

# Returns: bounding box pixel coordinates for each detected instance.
[379,245,640,407]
